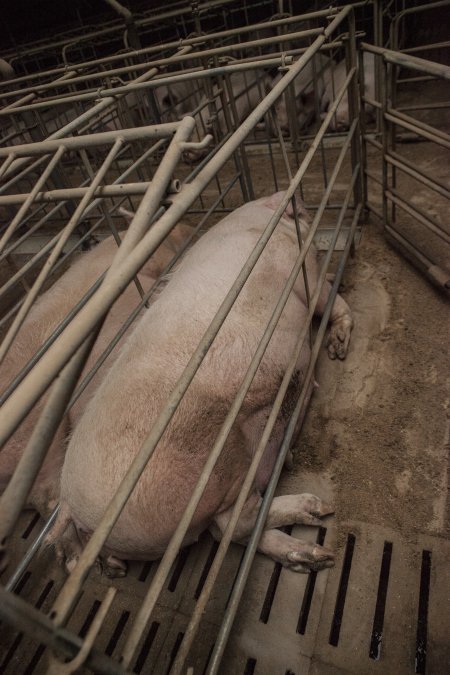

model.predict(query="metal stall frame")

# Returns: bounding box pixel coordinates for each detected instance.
[0,5,364,673]
[361,42,450,295]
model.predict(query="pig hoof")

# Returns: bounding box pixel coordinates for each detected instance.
[294,493,334,526]
[285,541,335,573]
[326,318,352,360]
[284,449,294,471]
[102,555,127,578]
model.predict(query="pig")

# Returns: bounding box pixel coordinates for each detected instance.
[320,52,376,131]
[0,222,193,522]
[54,191,353,576]
[0,59,15,81]
[154,80,197,122]
[184,70,272,161]
[270,54,333,135]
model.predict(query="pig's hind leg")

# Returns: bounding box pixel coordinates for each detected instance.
[211,492,334,572]
[315,279,353,360]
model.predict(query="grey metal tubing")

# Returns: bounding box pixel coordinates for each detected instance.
[0,147,66,252]
[0,124,179,156]
[1,70,79,112]
[0,334,100,553]
[0,138,125,368]
[0,55,306,115]
[0,45,192,182]
[5,506,60,591]
[384,110,450,149]
[0,14,351,611]
[402,40,450,54]
[0,586,127,675]
[361,42,450,81]
[386,189,450,245]
[0,181,180,206]
[385,151,450,199]
[390,0,450,52]
[0,5,351,484]
[0,29,321,104]
[119,71,358,668]
[169,124,359,675]
[103,0,133,21]
[2,173,239,589]
[207,200,362,675]
[397,101,450,112]
[0,4,339,89]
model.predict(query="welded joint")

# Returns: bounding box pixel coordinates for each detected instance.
[180,134,213,151]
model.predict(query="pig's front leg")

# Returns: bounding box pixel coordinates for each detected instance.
[315,279,353,360]
[258,529,335,572]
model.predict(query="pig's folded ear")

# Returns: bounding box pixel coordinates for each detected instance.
[118,206,136,224]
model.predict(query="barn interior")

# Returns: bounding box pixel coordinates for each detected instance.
[0,1,449,674]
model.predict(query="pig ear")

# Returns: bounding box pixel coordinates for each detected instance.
[118,206,135,224]
[284,196,310,223]
[263,191,289,212]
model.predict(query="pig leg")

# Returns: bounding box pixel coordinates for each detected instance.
[211,492,334,572]
[315,280,353,360]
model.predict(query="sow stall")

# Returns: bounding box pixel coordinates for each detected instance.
[0,3,449,675]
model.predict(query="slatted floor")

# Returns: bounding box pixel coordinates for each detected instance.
[1,504,449,674]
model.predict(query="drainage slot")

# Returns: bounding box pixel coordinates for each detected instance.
[369,541,393,660]
[195,540,219,599]
[133,621,159,674]
[166,632,184,674]
[297,527,326,634]
[78,599,101,639]
[138,561,154,583]
[329,533,356,647]
[21,513,40,539]
[415,549,431,674]
[259,525,293,624]
[23,644,45,674]
[105,610,130,656]
[243,657,257,675]
[13,570,31,595]
[168,545,192,592]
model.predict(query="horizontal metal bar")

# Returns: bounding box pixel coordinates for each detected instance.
[402,40,450,54]
[386,189,450,244]
[0,29,321,103]
[384,110,450,149]
[0,5,340,89]
[0,55,296,115]
[385,151,450,199]
[0,182,163,205]
[361,41,450,81]
[396,101,450,112]
[0,586,126,675]
[0,124,179,156]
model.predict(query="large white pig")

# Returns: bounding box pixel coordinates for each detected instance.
[0,223,193,520]
[271,54,333,135]
[320,52,376,131]
[0,59,15,81]
[55,191,353,575]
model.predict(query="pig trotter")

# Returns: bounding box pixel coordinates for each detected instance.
[259,529,335,573]
[327,314,353,360]
[102,555,128,578]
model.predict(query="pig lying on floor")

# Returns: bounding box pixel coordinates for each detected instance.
[53,191,353,575]
[0,221,193,521]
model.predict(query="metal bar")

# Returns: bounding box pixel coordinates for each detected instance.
[0,55,297,115]
[0,4,340,87]
[0,137,125,368]
[169,131,359,675]
[120,68,358,668]
[397,101,450,112]
[208,202,362,674]
[384,110,450,149]
[361,42,450,81]
[0,587,126,675]
[385,151,450,199]
[0,29,322,103]
[386,189,450,245]
[0,16,350,452]
[0,124,179,156]
[0,147,66,252]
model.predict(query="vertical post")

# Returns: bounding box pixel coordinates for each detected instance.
[381,56,389,230]
[344,10,363,215]
[373,0,383,134]
[358,48,368,216]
